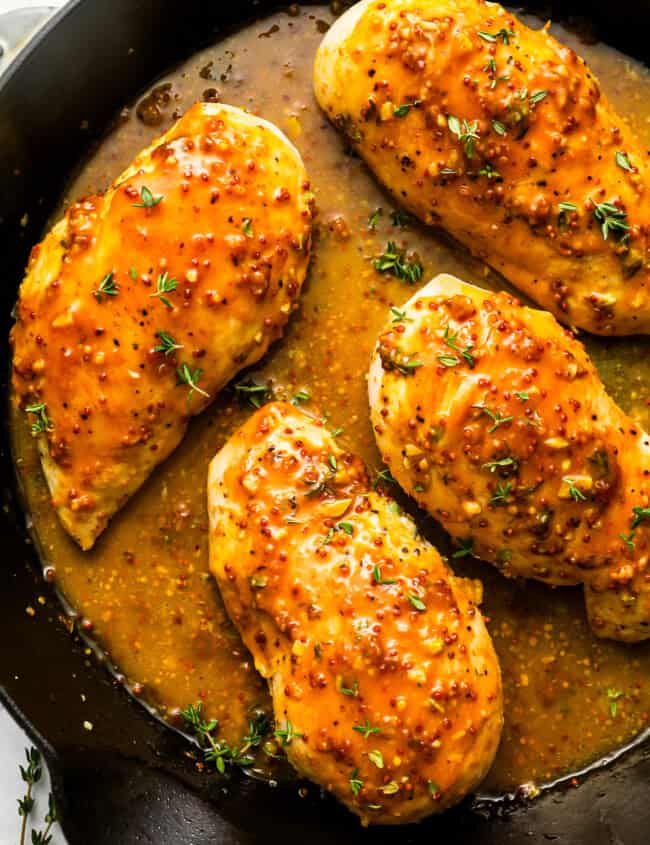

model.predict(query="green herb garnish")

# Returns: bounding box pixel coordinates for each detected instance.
[177,362,209,402]
[616,151,633,172]
[373,241,423,284]
[150,271,178,309]
[25,403,52,436]
[132,185,163,208]
[274,720,303,746]
[448,116,480,158]
[477,27,515,44]
[593,201,630,241]
[353,719,381,738]
[94,271,118,302]
[153,330,183,356]
[393,100,421,118]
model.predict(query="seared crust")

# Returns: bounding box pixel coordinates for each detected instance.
[208,401,503,825]
[369,273,650,641]
[315,0,650,335]
[11,103,312,549]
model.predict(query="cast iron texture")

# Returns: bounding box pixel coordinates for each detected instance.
[0,1,648,842]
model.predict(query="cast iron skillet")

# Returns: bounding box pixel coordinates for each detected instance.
[1,1,649,842]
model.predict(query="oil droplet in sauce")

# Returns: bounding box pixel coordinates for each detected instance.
[11,5,650,794]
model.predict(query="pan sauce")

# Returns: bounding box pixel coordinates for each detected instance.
[11,4,650,794]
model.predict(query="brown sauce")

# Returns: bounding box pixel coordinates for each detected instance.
[11,4,650,795]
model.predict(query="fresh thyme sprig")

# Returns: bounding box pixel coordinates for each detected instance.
[593,201,630,242]
[17,748,58,845]
[447,116,480,158]
[234,378,272,409]
[132,185,163,208]
[94,271,118,302]
[180,703,269,774]
[177,362,209,403]
[373,242,423,284]
[153,330,183,356]
[25,403,52,436]
[150,271,178,309]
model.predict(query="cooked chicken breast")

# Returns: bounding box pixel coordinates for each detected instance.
[369,273,650,641]
[11,103,312,550]
[207,402,502,825]
[314,0,650,335]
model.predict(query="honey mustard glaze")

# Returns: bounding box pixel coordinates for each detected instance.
[10,5,650,794]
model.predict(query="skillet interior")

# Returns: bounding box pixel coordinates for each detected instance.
[1,1,650,841]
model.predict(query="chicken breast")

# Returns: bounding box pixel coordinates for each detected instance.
[207,402,502,825]
[11,103,312,550]
[314,0,650,335]
[369,273,650,641]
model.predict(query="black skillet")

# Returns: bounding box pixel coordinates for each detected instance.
[1,1,649,842]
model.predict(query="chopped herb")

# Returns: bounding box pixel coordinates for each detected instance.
[529,90,548,106]
[129,266,138,281]
[323,527,335,545]
[374,468,396,487]
[338,521,354,535]
[558,201,578,213]
[381,348,424,375]
[607,687,624,717]
[631,506,650,529]
[593,201,630,241]
[443,326,475,367]
[478,162,501,180]
[476,405,513,432]
[483,456,517,473]
[414,483,425,492]
[242,217,254,237]
[437,354,460,367]
[331,426,344,437]
[350,768,363,796]
[448,116,480,158]
[328,454,338,472]
[180,705,268,771]
[514,390,529,401]
[390,306,412,323]
[620,531,635,551]
[484,58,497,74]
[274,720,303,746]
[616,151,633,172]
[490,481,512,506]
[367,749,384,769]
[314,643,322,660]
[177,363,209,402]
[408,593,426,612]
[353,719,381,738]
[390,209,412,227]
[373,241,423,284]
[492,119,507,136]
[150,271,178,309]
[563,477,587,502]
[428,780,441,798]
[478,27,515,44]
[394,100,421,118]
[94,271,118,302]
[291,389,311,406]
[368,207,382,229]
[25,403,52,436]
[132,185,163,208]
[340,679,359,697]
[373,564,397,585]
[153,330,183,356]
[452,537,474,558]
[234,379,271,408]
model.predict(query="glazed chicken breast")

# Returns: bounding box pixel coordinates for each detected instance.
[314,0,650,335]
[11,103,312,550]
[207,402,502,825]
[369,274,650,642]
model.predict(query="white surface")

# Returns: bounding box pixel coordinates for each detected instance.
[1,2,69,838]
[0,705,67,844]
